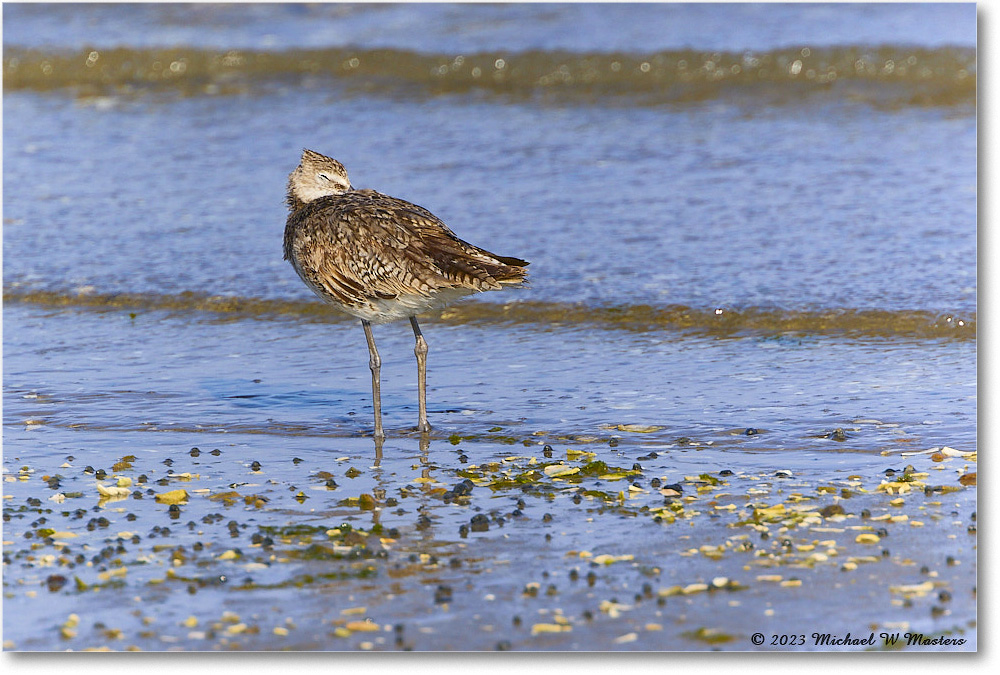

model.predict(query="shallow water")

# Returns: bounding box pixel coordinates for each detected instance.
[3,2,977,652]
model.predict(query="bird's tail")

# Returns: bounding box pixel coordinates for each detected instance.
[492,255,530,285]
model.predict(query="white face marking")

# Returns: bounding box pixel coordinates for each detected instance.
[289,150,352,203]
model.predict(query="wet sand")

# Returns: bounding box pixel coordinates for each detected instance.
[2,418,976,651]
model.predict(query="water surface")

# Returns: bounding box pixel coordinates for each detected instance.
[3,2,977,652]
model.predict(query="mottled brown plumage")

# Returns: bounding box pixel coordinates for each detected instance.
[282,149,529,439]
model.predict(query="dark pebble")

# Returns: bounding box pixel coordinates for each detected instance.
[189,448,201,457]
[719,469,734,476]
[827,428,847,441]
[452,479,475,496]
[650,478,661,488]
[745,428,759,436]
[458,524,469,538]
[820,504,845,518]
[542,513,553,522]
[416,515,432,530]
[495,641,512,651]
[433,585,452,604]
[470,514,489,532]
[608,438,619,448]
[45,575,67,592]
[250,461,262,472]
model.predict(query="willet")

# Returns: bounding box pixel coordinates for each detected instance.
[283,149,529,439]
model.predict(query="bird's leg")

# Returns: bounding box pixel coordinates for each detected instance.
[410,316,431,433]
[362,320,385,440]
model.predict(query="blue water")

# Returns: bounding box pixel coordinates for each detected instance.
[2,2,977,653]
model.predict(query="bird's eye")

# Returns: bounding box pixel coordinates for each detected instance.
[317,173,330,182]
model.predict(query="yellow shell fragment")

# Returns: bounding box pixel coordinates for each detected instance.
[96,483,131,499]
[98,567,127,581]
[855,533,880,544]
[682,583,709,594]
[890,581,935,596]
[531,623,573,635]
[543,464,580,477]
[616,424,664,433]
[154,489,189,504]
[592,554,634,565]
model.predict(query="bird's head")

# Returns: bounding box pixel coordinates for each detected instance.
[287,149,352,207]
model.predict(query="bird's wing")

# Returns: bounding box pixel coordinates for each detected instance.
[285,190,519,306]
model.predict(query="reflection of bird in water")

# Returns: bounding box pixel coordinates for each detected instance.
[283,149,529,439]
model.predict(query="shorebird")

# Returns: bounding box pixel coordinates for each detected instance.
[283,149,529,439]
